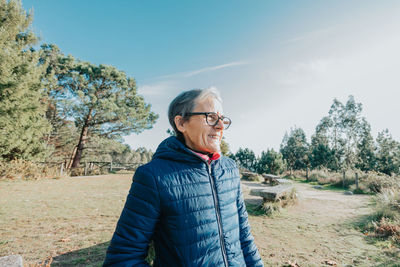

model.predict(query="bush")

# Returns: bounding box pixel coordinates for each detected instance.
[374,187,400,220]
[69,165,106,176]
[283,168,399,194]
[369,182,400,246]
[373,217,400,245]
[361,172,399,193]
[281,170,306,180]
[307,168,343,185]
[0,160,63,180]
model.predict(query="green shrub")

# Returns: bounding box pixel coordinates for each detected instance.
[369,184,400,246]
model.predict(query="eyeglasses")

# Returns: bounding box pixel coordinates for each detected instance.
[185,112,232,130]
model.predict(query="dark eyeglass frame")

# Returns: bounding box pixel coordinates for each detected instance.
[185,112,232,129]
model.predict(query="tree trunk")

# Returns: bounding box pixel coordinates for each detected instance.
[355,172,359,190]
[71,124,89,168]
[67,146,77,170]
[71,109,93,168]
[342,170,346,188]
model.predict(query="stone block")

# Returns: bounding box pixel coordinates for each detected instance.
[0,255,23,267]
[250,184,294,201]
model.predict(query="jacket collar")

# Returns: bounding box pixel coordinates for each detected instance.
[152,136,221,164]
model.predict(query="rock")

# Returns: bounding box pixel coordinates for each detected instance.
[0,255,23,267]
[313,185,323,189]
[344,191,353,195]
[323,259,337,265]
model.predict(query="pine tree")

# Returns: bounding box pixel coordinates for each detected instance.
[256,149,284,175]
[234,148,256,171]
[355,118,376,171]
[309,132,336,170]
[220,137,230,156]
[280,127,309,174]
[376,129,400,175]
[0,0,50,161]
[46,60,158,168]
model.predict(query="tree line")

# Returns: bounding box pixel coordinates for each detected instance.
[230,95,400,177]
[0,0,157,168]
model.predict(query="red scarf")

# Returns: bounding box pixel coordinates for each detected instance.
[189,149,221,164]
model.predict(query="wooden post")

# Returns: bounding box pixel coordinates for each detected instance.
[306,167,309,180]
[84,162,88,176]
[60,162,64,176]
[355,172,359,190]
[342,170,346,188]
[110,160,113,172]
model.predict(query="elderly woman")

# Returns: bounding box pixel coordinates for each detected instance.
[103,88,263,267]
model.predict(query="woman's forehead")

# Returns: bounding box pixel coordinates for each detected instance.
[194,97,223,113]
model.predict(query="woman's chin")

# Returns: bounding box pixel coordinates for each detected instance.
[207,144,221,154]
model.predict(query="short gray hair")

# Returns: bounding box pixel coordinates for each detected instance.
[168,88,222,141]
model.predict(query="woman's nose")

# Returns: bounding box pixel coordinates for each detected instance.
[214,118,224,130]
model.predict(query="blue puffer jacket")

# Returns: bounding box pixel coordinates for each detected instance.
[103,137,263,267]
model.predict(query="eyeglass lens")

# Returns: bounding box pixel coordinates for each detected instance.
[206,113,231,129]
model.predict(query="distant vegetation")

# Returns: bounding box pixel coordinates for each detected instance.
[228,95,400,247]
[0,0,157,177]
[229,95,400,178]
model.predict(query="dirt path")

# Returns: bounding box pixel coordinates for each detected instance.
[241,181,395,267]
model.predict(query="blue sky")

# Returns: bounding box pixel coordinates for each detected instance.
[23,0,400,155]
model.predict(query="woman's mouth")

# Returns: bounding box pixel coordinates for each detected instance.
[209,135,220,140]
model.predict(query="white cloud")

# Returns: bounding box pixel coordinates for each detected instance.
[283,28,333,45]
[137,81,177,96]
[270,57,337,86]
[292,58,336,74]
[156,61,249,80]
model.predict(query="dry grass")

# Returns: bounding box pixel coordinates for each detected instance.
[373,217,400,241]
[361,172,400,193]
[1,174,399,266]
[0,173,134,266]
[284,168,400,195]
[26,256,53,267]
[369,185,400,246]
[0,160,64,181]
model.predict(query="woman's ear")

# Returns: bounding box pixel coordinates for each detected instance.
[174,115,186,134]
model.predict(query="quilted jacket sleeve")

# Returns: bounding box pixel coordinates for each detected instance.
[103,166,160,267]
[237,183,264,267]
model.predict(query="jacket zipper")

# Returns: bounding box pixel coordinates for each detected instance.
[207,163,229,267]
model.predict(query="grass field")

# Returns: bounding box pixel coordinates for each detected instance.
[1,174,399,266]
[0,174,133,266]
